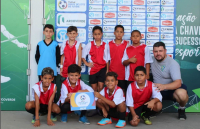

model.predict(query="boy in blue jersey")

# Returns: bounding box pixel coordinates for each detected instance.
[35,24,60,83]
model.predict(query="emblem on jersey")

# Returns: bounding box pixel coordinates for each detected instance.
[161,65,166,71]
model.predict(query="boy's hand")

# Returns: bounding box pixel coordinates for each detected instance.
[33,120,40,127]
[60,68,63,76]
[94,92,101,99]
[145,100,155,110]
[132,115,139,122]
[67,93,72,99]
[47,119,55,126]
[87,62,94,68]
[128,56,137,63]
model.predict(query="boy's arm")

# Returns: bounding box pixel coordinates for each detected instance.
[94,92,116,107]
[78,43,82,66]
[33,92,40,127]
[145,63,150,79]
[60,54,64,76]
[35,45,40,64]
[56,45,61,67]
[106,62,109,73]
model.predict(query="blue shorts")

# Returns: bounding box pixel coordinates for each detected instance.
[161,84,187,102]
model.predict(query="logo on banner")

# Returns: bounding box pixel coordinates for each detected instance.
[161,27,174,33]
[133,0,145,5]
[58,30,68,41]
[76,93,90,107]
[147,0,160,5]
[58,0,67,9]
[103,26,115,32]
[118,19,131,25]
[89,0,102,4]
[90,19,101,25]
[105,13,115,18]
[119,6,130,11]
[148,27,158,32]
[103,6,117,11]
[161,0,174,5]
[118,13,131,18]
[58,15,65,25]
[162,20,172,26]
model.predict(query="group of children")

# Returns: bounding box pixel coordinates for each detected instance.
[25,24,163,128]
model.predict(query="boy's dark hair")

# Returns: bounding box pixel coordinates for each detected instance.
[115,25,124,32]
[131,30,141,36]
[92,26,103,33]
[106,72,118,80]
[41,67,54,77]
[43,24,54,32]
[67,26,78,33]
[68,64,82,74]
[134,66,146,75]
[153,42,166,49]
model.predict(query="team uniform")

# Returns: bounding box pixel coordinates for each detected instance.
[26,81,56,115]
[60,40,81,78]
[57,78,94,113]
[126,80,162,121]
[35,40,60,83]
[82,41,108,84]
[122,44,153,83]
[108,40,129,90]
[96,86,125,119]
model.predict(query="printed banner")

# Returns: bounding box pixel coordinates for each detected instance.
[70,92,96,111]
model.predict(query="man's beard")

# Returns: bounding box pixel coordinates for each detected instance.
[155,55,166,62]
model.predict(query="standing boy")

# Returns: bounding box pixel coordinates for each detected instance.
[108,25,129,93]
[35,24,60,83]
[126,66,162,126]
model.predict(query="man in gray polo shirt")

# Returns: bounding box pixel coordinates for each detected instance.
[151,42,188,120]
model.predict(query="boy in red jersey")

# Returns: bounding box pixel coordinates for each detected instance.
[57,64,94,124]
[108,25,129,93]
[122,30,153,86]
[95,72,126,128]
[60,26,82,81]
[25,67,60,127]
[126,66,162,126]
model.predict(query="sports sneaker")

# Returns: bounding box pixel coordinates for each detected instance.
[61,114,68,123]
[115,120,126,128]
[74,111,81,116]
[97,118,112,125]
[31,115,35,124]
[51,114,57,121]
[178,109,186,120]
[141,115,152,125]
[79,116,90,125]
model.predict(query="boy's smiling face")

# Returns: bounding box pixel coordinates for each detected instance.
[105,76,118,90]
[134,71,146,86]
[41,74,54,87]
[67,30,78,41]
[68,72,81,85]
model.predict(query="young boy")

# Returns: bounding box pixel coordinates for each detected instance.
[35,24,60,83]
[108,25,129,93]
[60,26,82,81]
[25,67,60,127]
[57,64,94,124]
[122,30,153,85]
[95,72,126,128]
[126,66,162,126]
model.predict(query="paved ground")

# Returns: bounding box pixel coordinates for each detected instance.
[1,111,200,129]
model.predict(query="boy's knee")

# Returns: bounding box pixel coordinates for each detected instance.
[117,102,126,112]
[53,107,61,114]
[153,102,162,112]
[25,102,32,110]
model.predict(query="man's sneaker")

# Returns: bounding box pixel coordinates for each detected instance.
[79,116,90,125]
[97,118,112,125]
[74,111,81,116]
[141,115,152,125]
[61,114,68,123]
[178,109,186,120]
[31,115,35,124]
[115,120,126,128]
[51,114,57,121]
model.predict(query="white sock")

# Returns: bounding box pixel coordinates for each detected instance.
[178,106,185,110]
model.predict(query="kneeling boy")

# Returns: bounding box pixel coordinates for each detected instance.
[57,64,94,124]
[25,67,60,127]
[95,72,126,128]
[126,66,162,126]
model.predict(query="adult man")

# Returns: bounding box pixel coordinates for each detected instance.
[151,42,188,120]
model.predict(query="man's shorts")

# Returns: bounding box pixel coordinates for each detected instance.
[89,67,107,84]
[118,80,127,90]
[161,84,187,102]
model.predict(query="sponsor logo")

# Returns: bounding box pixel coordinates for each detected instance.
[89,5,102,11]
[133,0,145,5]
[148,27,158,32]
[146,40,159,46]
[141,33,145,39]
[132,13,145,18]
[103,26,115,32]
[57,29,68,41]
[118,0,131,5]
[147,20,159,26]
[161,7,174,12]
[162,20,172,26]
[119,6,130,11]
[118,13,131,18]
[132,26,146,32]
[161,0,174,5]
[76,93,90,107]
[161,27,174,33]
[147,6,160,12]
[88,26,94,31]
[103,19,117,25]
[118,19,131,25]
[147,13,160,19]
[104,0,117,4]
[103,33,115,39]
[103,6,117,11]
[1,98,16,102]
[161,34,174,39]
[90,19,101,25]
[147,0,160,5]
[105,12,116,18]
[146,33,159,39]
[89,12,102,18]
[132,6,145,12]
[132,20,145,25]
[58,0,67,9]
[161,13,174,19]
[89,0,102,4]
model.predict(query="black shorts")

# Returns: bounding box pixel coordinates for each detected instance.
[118,80,127,90]
[161,84,187,102]
[99,107,119,119]
[128,105,149,121]
[89,67,106,84]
